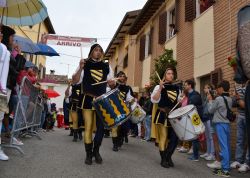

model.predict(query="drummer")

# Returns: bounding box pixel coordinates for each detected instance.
[111,71,134,152]
[72,44,115,165]
[151,67,181,168]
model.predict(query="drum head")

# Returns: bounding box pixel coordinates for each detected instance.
[168,105,195,119]
[94,88,119,102]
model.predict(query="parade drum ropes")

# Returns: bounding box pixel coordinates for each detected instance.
[168,105,205,141]
[93,88,131,129]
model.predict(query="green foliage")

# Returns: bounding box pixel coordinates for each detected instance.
[150,49,177,87]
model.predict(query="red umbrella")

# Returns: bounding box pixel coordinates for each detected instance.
[44,89,60,98]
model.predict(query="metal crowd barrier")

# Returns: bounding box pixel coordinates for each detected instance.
[2,77,44,154]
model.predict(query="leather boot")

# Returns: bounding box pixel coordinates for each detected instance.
[165,150,174,167]
[93,142,103,164]
[78,128,83,140]
[112,137,119,152]
[160,151,169,168]
[84,143,93,165]
[73,129,78,142]
[69,128,73,136]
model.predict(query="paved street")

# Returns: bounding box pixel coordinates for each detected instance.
[0,129,249,178]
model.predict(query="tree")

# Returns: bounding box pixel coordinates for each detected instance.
[150,49,177,87]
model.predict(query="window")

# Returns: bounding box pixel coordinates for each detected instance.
[114,66,118,76]
[185,0,215,21]
[145,32,150,58]
[139,35,146,60]
[210,68,222,88]
[168,8,177,39]
[123,54,128,68]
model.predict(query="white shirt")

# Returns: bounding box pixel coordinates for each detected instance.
[151,85,182,104]
[73,64,114,85]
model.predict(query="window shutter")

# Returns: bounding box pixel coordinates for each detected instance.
[158,12,167,44]
[210,68,222,87]
[123,53,128,68]
[148,27,154,55]
[185,0,196,22]
[140,35,146,61]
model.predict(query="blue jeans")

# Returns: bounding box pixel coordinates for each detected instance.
[192,139,199,159]
[215,123,231,172]
[144,115,151,140]
[204,120,215,155]
[235,114,248,164]
[40,111,46,128]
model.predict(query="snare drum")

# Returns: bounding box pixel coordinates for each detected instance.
[168,105,205,141]
[129,102,146,124]
[93,88,131,129]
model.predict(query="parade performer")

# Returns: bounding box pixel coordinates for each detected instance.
[72,44,115,165]
[69,84,82,142]
[111,71,134,152]
[151,67,180,168]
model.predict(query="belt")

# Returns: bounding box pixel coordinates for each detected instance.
[158,107,171,114]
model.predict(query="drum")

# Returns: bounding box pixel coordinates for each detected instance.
[93,88,131,129]
[168,105,205,141]
[129,102,146,124]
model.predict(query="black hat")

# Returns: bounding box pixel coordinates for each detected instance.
[1,25,15,47]
[88,43,103,57]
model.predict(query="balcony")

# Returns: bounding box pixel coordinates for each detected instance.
[193,6,215,77]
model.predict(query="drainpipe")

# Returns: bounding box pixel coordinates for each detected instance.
[35,23,42,66]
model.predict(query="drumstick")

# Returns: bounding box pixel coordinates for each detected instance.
[155,71,161,82]
[169,96,186,113]
[155,71,165,88]
[91,78,119,86]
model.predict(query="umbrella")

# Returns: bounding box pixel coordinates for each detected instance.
[14,35,40,54]
[35,43,59,57]
[44,89,60,98]
[0,0,27,7]
[0,0,48,26]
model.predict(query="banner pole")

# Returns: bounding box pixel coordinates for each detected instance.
[80,46,83,59]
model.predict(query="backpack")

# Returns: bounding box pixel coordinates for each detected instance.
[221,96,236,122]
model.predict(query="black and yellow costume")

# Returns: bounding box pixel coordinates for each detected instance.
[152,83,180,168]
[79,51,110,165]
[111,84,131,151]
[69,84,84,142]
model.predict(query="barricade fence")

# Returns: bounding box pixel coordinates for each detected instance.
[3,76,44,154]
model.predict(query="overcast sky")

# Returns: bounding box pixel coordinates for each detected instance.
[42,0,147,77]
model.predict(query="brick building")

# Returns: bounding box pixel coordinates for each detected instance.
[105,0,250,154]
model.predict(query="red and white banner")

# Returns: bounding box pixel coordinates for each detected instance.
[41,34,97,47]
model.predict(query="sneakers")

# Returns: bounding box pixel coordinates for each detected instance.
[200,153,209,158]
[12,137,24,146]
[230,161,241,169]
[0,149,9,161]
[205,155,216,161]
[207,161,222,169]
[187,148,193,155]
[238,163,250,173]
[213,169,230,177]
[188,156,199,162]
[178,146,188,153]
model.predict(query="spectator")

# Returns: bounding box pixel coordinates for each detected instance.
[200,84,215,161]
[142,91,153,141]
[184,80,203,162]
[230,83,249,173]
[0,32,10,161]
[207,80,232,177]
[177,90,191,153]
[169,24,177,38]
